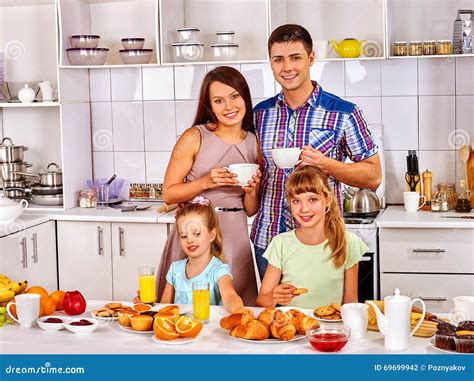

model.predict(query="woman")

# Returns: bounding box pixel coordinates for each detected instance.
[156,66,261,306]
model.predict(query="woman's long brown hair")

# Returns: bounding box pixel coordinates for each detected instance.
[285,166,346,268]
[175,202,225,262]
[192,66,255,134]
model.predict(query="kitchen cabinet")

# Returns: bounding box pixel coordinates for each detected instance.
[0,221,57,290]
[57,221,167,300]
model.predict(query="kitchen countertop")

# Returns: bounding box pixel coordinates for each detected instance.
[0,214,52,238]
[376,206,474,228]
[0,301,445,355]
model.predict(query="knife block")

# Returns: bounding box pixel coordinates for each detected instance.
[468,151,474,208]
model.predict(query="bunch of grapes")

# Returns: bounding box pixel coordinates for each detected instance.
[0,306,12,327]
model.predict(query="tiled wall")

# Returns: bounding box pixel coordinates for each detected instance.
[89,57,474,204]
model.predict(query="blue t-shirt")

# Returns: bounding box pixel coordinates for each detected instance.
[165,256,232,305]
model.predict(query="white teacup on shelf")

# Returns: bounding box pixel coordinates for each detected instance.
[271,148,301,169]
[224,163,258,186]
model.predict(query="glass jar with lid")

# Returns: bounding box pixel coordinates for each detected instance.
[79,188,97,208]
[437,40,452,55]
[423,41,437,55]
[435,183,457,210]
[393,41,408,56]
[409,41,423,56]
[455,180,472,213]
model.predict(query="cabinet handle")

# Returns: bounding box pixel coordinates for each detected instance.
[416,297,447,302]
[412,249,445,253]
[20,238,27,268]
[360,256,372,262]
[97,226,103,256]
[119,227,125,257]
[31,233,38,264]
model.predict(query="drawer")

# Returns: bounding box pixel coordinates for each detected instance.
[379,228,474,273]
[380,273,473,313]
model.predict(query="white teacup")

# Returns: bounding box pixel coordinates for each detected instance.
[271,148,301,169]
[314,40,329,59]
[341,303,369,340]
[224,163,258,187]
[452,296,474,324]
[6,293,40,328]
[403,191,426,213]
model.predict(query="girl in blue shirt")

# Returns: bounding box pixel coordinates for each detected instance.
[161,197,244,313]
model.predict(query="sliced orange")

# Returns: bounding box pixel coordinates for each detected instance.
[153,316,179,340]
[175,316,203,338]
[158,305,180,321]
[133,303,151,312]
[155,311,178,323]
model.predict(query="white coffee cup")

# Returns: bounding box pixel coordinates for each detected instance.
[314,40,329,59]
[403,191,426,213]
[452,296,474,324]
[271,148,301,169]
[6,294,41,328]
[224,163,258,186]
[341,303,369,340]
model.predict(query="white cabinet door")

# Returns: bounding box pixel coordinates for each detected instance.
[57,221,113,300]
[111,223,167,301]
[26,221,57,291]
[0,232,28,282]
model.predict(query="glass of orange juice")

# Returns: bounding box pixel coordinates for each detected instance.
[192,281,210,322]
[138,266,156,304]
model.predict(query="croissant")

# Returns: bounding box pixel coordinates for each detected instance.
[295,315,320,335]
[270,322,296,340]
[257,308,282,327]
[220,313,254,330]
[230,320,270,341]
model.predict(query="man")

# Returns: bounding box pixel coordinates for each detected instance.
[251,24,382,279]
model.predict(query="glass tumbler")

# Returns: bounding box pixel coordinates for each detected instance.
[192,281,210,322]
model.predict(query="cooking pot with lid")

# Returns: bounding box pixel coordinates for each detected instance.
[12,162,63,187]
[1,161,33,181]
[0,137,29,163]
[343,188,381,216]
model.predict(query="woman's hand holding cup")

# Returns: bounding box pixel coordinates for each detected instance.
[201,167,238,189]
[242,169,261,194]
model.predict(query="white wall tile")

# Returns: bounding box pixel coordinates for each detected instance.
[114,152,146,182]
[59,69,89,102]
[91,102,113,151]
[111,102,144,151]
[175,100,198,135]
[419,151,456,185]
[418,58,455,96]
[311,61,345,96]
[143,67,174,100]
[145,152,172,182]
[456,57,474,95]
[144,102,176,151]
[381,97,418,150]
[381,59,417,96]
[92,151,114,179]
[174,66,206,100]
[346,96,381,124]
[456,96,474,141]
[241,63,276,98]
[345,60,381,97]
[111,68,142,101]
[90,69,111,101]
[419,96,455,150]
[384,150,408,204]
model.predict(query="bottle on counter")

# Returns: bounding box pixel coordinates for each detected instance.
[434,183,456,212]
[421,169,433,211]
[455,179,472,213]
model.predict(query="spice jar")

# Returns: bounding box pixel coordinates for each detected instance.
[435,183,457,210]
[393,41,408,56]
[79,188,97,208]
[455,180,472,213]
[409,41,423,56]
[423,41,437,55]
[437,40,452,55]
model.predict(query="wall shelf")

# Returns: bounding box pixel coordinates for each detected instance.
[0,102,60,108]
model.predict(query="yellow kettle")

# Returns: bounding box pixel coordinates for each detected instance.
[330,38,366,58]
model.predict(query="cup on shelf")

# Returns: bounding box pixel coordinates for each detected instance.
[6,294,40,328]
[403,191,426,212]
[96,184,109,209]
[39,80,53,102]
[341,303,369,340]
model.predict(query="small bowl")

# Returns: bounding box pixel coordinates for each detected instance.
[210,43,239,61]
[119,49,153,65]
[121,38,145,50]
[70,35,101,49]
[171,42,204,62]
[306,325,351,352]
[64,318,99,334]
[37,316,70,331]
[67,48,109,66]
[271,147,301,168]
[177,27,200,42]
[216,31,235,43]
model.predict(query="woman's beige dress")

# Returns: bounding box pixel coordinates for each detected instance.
[156,124,258,306]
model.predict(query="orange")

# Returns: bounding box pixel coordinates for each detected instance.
[175,316,203,338]
[26,286,49,298]
[133,303,151,313]
[40,295,56,316]
[158,305,180,321]
[155,312,178,323]
[50,290,65,311]
[153,316,179,340]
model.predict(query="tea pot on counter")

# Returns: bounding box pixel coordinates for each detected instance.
[330,38,365,58]
[368,289,426,351]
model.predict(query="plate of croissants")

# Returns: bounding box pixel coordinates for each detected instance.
[220,308,320,342]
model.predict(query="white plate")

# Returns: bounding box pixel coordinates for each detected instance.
[152,335,199,345]
[312,314,343,323]
[119,324,154,334]
[91,313,119,321]
[429,338,469,354]
[235,334,306,344]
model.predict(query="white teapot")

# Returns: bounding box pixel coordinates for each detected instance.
[368,289,426,351]
[0,195,28,223]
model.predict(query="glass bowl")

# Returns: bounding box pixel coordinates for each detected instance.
[121,38,145,50]
[306,324,351,352]
[119,49,153,64]
[70,35,100,49]
[66,48,108,66]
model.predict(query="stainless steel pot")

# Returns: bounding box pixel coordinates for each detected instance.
[31,194,63,206]
[12,162,63,187]
[0,162,33,181]
[0,137,29,163]
[343,188,380,216]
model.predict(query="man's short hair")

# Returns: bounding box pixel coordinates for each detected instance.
[268,24,313,56]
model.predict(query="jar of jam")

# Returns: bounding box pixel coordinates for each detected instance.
[437,40,452,55]
[455,180,472,213]
[409,41,423,56]
[79,188,97,208]
[393,41,408,56]
[423,40,437,55]
[435,183,457,210]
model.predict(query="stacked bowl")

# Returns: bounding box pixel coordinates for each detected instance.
[171,27,204,63]
[67,35,109,65]
[119,38,153,64]
[211,31,238,61]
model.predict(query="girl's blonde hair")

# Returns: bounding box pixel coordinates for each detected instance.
[285,166,346,268]
[175,200,225,262]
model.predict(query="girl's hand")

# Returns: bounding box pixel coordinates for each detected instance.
[133,290,141,304]
[272,283,296,306]
[201,167,238,190]
[242,169,261,194]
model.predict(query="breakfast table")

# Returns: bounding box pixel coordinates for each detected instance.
[0,301,448,355]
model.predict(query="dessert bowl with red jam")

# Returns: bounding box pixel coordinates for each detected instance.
[64,318,98,334]
[306,325,351,353]
[37,316,71,331]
